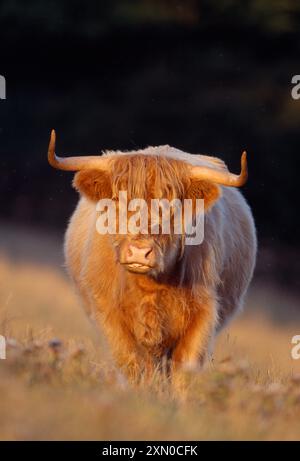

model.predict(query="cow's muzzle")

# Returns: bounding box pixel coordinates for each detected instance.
[120,242,157,274]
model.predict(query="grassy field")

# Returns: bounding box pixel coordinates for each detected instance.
[0,226,300,440]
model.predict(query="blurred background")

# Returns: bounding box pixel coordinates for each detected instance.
[0,0,300,440]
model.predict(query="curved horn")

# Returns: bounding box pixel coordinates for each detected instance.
[190,151,248,187]
[48,130,109,171]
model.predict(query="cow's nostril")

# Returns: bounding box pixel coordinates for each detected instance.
[144,247,153,259]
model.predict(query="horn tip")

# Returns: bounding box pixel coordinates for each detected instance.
[241,151,248,172]
[48,129,57,167]
[240,150,248,186]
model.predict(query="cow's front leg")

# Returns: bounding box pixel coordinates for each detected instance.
[93,309,141,383]
[171,297,217,390]
[107,330,143,383]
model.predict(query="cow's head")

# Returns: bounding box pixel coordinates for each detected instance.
[48,130,247,277]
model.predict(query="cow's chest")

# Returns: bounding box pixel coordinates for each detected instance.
[120,287,190,355]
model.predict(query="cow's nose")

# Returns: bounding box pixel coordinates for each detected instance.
[127,244,153,265]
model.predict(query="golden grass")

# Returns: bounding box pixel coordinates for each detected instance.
[0,256,300,441]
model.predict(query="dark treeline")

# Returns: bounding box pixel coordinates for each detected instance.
[0,0,299,259]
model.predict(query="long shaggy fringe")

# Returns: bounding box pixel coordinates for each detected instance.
[109,155,191,202]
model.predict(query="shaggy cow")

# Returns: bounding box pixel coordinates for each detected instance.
[48,130,256,381]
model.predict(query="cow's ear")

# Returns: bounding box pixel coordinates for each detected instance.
[73,169,112,201]
[185,179,221,211]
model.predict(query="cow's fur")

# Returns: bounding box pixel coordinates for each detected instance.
[64,146,257,381]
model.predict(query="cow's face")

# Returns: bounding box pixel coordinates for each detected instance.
[73,155,221,277]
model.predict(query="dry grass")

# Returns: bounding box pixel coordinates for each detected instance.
[0,251,300,440]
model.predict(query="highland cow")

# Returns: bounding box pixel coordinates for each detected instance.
[48,130,256,381]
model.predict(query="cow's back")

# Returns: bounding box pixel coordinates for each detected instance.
[211,187,257,328]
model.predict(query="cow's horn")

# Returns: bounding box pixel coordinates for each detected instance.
[190,151,248,187]
[48,130,109,171]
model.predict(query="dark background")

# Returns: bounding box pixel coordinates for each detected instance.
[0,0,299,287]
